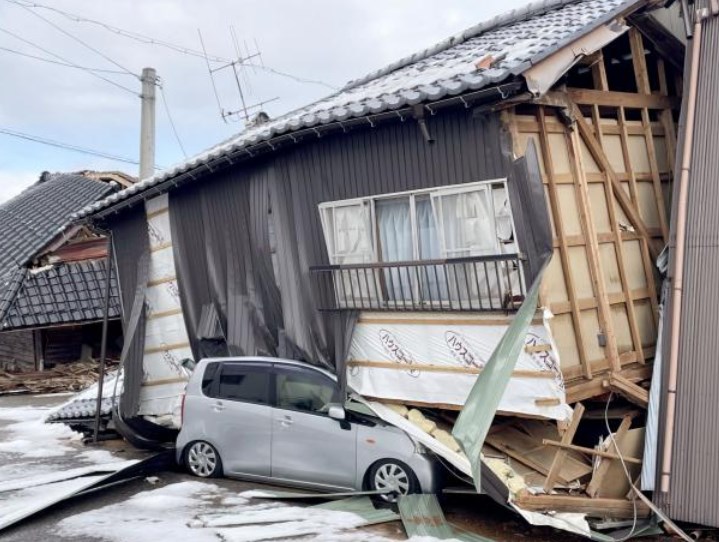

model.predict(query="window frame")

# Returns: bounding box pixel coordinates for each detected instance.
[210,361,273,406]
[272,364,341,418]
[318,178,515,264]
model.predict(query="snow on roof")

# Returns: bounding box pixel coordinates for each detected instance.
[75,0,640,219]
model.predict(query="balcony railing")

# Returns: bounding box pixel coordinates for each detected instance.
[310,253,526,312]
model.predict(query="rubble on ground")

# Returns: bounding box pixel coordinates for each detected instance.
[0,360,118,395]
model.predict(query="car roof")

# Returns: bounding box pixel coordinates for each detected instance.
[198,356,338,381]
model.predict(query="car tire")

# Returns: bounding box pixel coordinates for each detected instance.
[367,459,420,503]
[184,440,223,478]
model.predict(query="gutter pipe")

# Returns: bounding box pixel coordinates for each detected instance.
[660,7,704,494]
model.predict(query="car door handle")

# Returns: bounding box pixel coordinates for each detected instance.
[211,401,225,412]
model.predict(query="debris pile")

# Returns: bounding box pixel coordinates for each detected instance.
[0,360,118,395]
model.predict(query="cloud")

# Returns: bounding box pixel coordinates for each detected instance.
[0,170,39,204]
[0,0,530,177]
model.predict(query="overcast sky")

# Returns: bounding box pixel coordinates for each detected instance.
[0,0,530,203]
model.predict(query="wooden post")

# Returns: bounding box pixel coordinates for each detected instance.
[543,402,585,493]
[33,329,44,372]
[568,127,621,372]
[536,107,592,379]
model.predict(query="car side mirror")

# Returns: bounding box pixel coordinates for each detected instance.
[328,404,346,421]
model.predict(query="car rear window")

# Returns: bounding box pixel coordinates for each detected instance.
[201,362,220,396]
[217,364,270,405]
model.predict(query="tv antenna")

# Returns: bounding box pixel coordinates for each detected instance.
[198,28,278,124]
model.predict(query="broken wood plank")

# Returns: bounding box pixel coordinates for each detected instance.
[586,415,632,497]
[543,402,585,493]
[486,425,592,484]
[542,439,642,465]
[514,492,651,519]
[605,372,649,408]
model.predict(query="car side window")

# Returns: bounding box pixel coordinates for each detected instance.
[275,368,339,415]
[201,362,220,397]
[217,364,270,405]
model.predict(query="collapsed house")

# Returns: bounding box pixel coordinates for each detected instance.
[72,0,709,535]
[0,171,131,390]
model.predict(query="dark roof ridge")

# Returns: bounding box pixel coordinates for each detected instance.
[343,0,584,91]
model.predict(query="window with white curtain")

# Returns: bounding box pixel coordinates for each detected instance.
[318,180,518,307]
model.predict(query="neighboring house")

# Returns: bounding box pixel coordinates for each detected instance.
[76,0,696,530]
[0,171,132,372]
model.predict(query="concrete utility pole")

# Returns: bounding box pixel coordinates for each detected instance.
[139,67,157,180]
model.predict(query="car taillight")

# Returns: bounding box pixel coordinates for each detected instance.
[180,393,186,425]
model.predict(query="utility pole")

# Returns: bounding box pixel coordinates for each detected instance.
[139,67,157,179]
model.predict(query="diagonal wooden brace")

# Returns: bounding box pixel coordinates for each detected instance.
[538,92,661,261]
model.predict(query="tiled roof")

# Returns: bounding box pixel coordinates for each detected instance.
[0,173,115,322]
[75,0,642,219]
[0,173,112,278]
[1,259,121,331]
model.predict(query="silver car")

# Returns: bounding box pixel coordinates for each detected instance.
[176,357,439,501]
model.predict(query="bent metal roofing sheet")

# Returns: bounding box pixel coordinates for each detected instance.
[75,0,641,220]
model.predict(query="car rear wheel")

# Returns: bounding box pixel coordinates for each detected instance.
[185,441,223,478]
[367,459,419,503]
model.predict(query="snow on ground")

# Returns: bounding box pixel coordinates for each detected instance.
[0,395,129,486]
[58,481,411,542]
[0,475,110,530]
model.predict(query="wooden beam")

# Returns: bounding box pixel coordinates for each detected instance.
[543,403,585,493]
[537,107,592,379]
[590,52,609,91]
[346,360,556,379]
[514,492,651,518]
[568,127,621,371]
[565,364,653,404]
[591,107,646,366]
[629,28,652,94]
[542,439,642,464]
[605,372,649,408]
[566,88,679,110]
[586,415,632,497]
[565,99,661,261]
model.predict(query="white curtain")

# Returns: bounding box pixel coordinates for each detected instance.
[321,203,376,307]
[432,188,500,307]
[433,188,497,257]
[377,198,412,302]
[416,198,447,302]
[331,203,373,264]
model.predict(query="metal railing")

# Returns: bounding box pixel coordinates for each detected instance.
[310,254,526,312]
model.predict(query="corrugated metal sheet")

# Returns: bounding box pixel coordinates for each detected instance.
[168,108,510,372]
[657,4,719,527]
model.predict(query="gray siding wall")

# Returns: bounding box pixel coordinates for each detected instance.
[168,107,510,371]
[658,8,719,527]
[0,330,35,371]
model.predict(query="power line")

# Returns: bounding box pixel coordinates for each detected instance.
[157,81,188,158]
[0,127,159,168]
[5,0,339,90]
[0,26,137,95]
[6,0,231,63]
[7,0,136,76]
[0,44,132,75]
